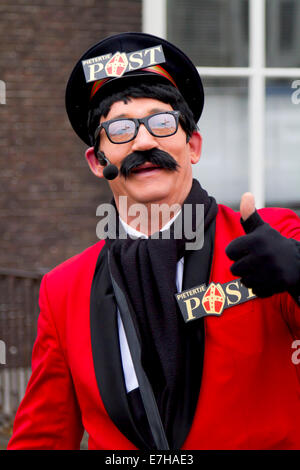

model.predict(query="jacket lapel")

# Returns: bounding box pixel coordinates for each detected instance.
[89,243,150,449]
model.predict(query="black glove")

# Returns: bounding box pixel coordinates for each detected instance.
[225,210,300,303]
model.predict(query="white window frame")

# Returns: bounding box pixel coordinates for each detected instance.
[143,0,300,207]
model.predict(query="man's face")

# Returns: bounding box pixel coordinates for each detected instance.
[86,97,202,208]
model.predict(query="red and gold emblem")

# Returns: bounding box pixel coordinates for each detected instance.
[105,52,128,77]
[202,282,226,315]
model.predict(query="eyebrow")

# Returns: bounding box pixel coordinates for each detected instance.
[110,108,169,120]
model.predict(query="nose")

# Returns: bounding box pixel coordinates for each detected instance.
[131,123,158,152]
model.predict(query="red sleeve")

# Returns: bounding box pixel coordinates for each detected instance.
[7,275,84,450]
[280,292,300,340]
[266,208,300,336]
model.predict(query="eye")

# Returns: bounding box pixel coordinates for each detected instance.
[160,118,170,127]
[148,113,176,136]
[107,119,136,143]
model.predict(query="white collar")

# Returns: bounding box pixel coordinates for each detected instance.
[119,209,182,239]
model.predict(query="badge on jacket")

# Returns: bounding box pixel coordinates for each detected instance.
[175,279,256,323]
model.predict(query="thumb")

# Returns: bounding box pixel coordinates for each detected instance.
[239,192,264,234]
[240,192,256,222]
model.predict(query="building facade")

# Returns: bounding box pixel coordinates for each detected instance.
[0,0,142,271]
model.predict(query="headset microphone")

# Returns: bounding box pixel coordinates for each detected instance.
[96,151,119,180]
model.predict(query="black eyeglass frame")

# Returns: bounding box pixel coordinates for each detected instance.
[94,110,181,144]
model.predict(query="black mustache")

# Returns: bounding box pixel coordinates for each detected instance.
[120,149,179,178]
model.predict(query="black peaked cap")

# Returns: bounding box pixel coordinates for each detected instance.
[65,32,204,145]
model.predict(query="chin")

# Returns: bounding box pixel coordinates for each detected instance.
[131,189,171,205]
[128,173,176,203]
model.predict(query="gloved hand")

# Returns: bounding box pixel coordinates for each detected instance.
[225,193,300,302]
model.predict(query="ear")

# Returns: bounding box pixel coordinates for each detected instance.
[85,147,104,178]
[188,131,202,164]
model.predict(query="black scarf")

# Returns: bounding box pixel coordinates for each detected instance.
[105,179,218,447]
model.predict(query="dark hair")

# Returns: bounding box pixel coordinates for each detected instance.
[87,81,198,146]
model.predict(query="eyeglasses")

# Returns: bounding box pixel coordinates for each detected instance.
[94,111,181,144]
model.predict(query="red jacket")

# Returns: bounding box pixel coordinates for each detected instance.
[7,205,300,450]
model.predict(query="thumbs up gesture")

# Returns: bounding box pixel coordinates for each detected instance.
[225,193,300,300]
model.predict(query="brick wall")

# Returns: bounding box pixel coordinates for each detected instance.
[0,0,142,271]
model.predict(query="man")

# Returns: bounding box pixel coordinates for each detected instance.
[7,32,300,450]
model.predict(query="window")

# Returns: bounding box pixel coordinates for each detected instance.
[167,0,249,67]
[143,0,300,210]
